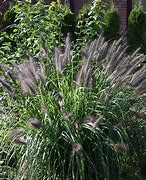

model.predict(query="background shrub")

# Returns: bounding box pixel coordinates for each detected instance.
[103,5,120,41]
[0,1,71,64]
[61,12,75,39]
[128,2,146,53]
[75,0,109,49]
[2,2,16,33]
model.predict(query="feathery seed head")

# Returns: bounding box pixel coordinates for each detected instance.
[10,128,27,145]
[72,143,82,153]
[28,118,42,129]
[84,115,94,124]
[113,143,128,152]
[12,137,27,145]
[41,104,48,114]
[63,112,72,121]
[54,92,64,103]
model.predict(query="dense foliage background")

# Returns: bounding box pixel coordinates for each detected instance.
[128,2,146,53]
[0,0,146,180]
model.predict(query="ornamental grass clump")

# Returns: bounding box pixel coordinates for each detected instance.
[1,34,146,179]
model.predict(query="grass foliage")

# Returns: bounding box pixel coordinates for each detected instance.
[0,0,146,180]
[0,34,146,179]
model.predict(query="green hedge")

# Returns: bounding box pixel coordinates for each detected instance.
[128,3,146,53]
[103,5,120,41]
[61,12,75,39]
[2,5,16,34]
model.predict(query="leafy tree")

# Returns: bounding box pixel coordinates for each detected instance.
[103,5,120,41]
[75,0,109,49]
[128,1,146,53]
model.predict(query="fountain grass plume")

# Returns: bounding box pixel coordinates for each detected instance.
[81,34,146,95]
[1,33,146,179]
[55,33,71,74]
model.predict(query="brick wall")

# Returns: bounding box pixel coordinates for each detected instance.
[114,0,128,31]
[0,0,12,28]
[71,0,91,15]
